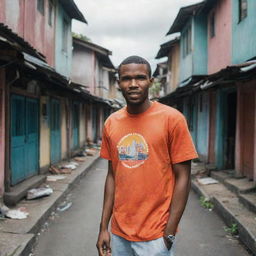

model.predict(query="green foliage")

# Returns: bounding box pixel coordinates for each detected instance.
[149,81,161,98]
[224,223,238,236]
[72,32,91,42]
[199,196,214,210]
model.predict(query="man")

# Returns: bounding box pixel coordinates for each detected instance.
[97,56,198,256]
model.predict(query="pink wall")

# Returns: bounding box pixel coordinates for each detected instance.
[0,69,5,196]
[208,0,232,74]
[0,0,55,66]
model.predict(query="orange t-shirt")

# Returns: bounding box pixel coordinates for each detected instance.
[100,101,198,242]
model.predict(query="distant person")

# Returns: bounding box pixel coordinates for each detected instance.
[96,55,198,256]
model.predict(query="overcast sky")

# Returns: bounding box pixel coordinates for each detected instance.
[73,0,200,71]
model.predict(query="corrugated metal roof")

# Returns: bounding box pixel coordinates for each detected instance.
[166,2,204,35]
[59,0,87,23]
[0,23,45,60]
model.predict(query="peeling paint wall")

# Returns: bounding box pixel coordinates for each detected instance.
[55,3,72,77]
[168,42,180,93]
[71,45,94,90]
[208,0,232,74]
[0,0,55,66]
[79,103,86,147]
[0,69,5,195]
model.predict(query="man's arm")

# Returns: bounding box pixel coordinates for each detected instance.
[96,161,115,256]
[164,160,191,247]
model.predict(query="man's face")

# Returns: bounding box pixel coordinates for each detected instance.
[118,63,153,106]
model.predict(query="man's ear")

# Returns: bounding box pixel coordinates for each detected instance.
[149,77,154,87]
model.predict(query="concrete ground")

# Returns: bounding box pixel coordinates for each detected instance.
[32,158,251,256]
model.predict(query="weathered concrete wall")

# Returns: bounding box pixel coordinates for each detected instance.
[55,3,72,77]
[236,82,255,180]
[208,0,232,74]
[71,45,94,90]
[40,96,50,170]
[168,42,180,92]
[0,69,5,195]
[79,104,86,147]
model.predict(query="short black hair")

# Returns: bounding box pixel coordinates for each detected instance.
[118,55,152,78]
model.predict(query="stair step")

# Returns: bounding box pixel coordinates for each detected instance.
[211,171,256,194]
[192,179,256,255]
[239,193,256,214]
[4,175,46,206]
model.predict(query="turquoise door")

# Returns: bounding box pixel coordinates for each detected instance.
[50,99,61,164]
[11,95,39,185]
[72,102,79,149]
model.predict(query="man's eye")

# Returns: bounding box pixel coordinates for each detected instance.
[121,77,130,81]
[136,76,146,80]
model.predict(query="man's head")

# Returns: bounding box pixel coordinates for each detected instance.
[117,56,153,108]
[118,55,152,78]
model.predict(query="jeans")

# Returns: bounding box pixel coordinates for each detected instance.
[112,234,175,256]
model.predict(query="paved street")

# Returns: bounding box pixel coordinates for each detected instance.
[33,158,251,256]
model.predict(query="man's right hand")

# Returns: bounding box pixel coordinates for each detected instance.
[96,230,111,256]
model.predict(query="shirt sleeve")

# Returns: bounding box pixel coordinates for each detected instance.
[169,116,198,164]
[100,126,112,160]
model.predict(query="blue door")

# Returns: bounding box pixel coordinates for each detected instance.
[11,95,39,185]
[72,102,79,149]
[50,99,61,164]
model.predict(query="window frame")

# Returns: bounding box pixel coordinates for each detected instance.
[37,0,45,15]
[238,0,248,22]
[48,0,54,26]
[182,25,192,58]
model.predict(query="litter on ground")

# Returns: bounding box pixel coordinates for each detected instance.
[27,187,53,200]
[47,175,66,182]
[5,207,29,219]
[197,177,219,185]
[57,201,72,212]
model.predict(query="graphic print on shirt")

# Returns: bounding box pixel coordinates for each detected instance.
[117,133,149,168]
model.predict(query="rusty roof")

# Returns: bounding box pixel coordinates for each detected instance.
[0,23,45,60]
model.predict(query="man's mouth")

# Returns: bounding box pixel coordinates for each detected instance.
[128,91,140,96]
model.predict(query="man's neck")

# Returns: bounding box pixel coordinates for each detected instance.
[126,99,152,115]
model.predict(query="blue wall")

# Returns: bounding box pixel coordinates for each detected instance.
[179,13,208,83]
[193,13,208,75]
[195,92,209,161]
[180,21,193,82]
[232,0,256,63]
[55,3,72,77]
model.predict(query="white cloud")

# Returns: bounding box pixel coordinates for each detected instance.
[73,0,201,70]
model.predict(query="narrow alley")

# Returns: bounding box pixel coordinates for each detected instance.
[32,159,251,256]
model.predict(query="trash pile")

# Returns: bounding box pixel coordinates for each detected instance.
[27,186,53,200]
[0,205,29,220]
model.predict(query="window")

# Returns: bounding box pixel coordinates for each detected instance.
[209,12,215,38]
[182,25,192,57]
[239,0,247,22]
[62,19,69,52]
[37,0,44,15]
[48,0,54,26]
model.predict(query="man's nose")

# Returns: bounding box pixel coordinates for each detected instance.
[130,78,138,87]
